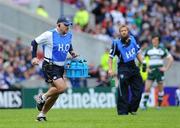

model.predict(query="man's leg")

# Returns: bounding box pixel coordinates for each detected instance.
[129,73,143,113]
[41,78,67,101]
[36,78,67,121]
[42,90,59,114]
[157,82,164,107]
[176,89,180,106]
[35,79,67,111]
[156,70,165,108]
[116,73,129,115]
[143,80,153,109]
[36,93,59,121]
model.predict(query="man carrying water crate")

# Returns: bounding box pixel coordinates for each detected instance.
[31,17,78,121]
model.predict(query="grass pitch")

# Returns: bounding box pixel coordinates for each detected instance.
[0,107,180,128]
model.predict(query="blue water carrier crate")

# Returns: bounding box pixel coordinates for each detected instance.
[64,59,89,78]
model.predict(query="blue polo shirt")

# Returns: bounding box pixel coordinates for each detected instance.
[109,35,140,63]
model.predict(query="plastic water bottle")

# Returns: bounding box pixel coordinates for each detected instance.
[71,62,76,77]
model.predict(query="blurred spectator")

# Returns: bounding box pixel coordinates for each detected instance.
[73,5,89,31]
[3,62,16,88]
[134,12,142,29]
[93,24,111,42]
[88,63,98,78]
[110,5,125,25]
[92,1,107,24]
[15,37,24,51]
[139,40,149,82]
[0,56,9,89]
[171,39,180,61]
[101,48,109,72]
[99,48,117,86]
[0,75,9,89]
[69,78,80,88]
[96,65,110,87]
[140,40,149,55]
[105,20,115,37]
[101,48,116,73]
[36,5,49,18]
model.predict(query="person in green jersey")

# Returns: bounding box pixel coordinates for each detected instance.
[142,34,174,109]
[139,40,149,82]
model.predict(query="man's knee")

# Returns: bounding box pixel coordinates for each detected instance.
[145,84,151,92]
[53,78,68,94]
[145,80,153,92]
[57,85,68,94]
[145,87,150,92]
[53,83,67,94]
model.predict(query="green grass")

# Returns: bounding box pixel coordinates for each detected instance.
[0,107,180,128]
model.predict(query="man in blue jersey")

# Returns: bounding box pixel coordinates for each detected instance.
[31,17,77,121]
[108,25,143,115]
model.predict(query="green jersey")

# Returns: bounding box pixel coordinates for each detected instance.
[144,45,170,67]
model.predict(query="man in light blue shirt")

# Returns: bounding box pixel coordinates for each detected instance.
[31,17,77,121]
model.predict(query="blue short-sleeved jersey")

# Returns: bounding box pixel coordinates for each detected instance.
[35,28,73,66]
[109,35,140,63]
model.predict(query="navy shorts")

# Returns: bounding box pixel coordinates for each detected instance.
[42,61,64,83]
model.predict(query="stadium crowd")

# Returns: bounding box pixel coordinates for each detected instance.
[66,0,180,61]
[0,37,43,89]
[66,0,180,87]
[9,0,180,61]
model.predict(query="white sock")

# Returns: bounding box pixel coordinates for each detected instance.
[158,91,164,97]
[37,112,45,117]
[42,94,47,101]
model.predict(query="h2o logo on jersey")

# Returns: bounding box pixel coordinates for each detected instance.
[126,48,135,59]
[58,44,70,52]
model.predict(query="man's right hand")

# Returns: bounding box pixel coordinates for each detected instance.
[31,57,40,65]
[70,51,79,58]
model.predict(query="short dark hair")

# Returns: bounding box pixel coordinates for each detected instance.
[119,24,129,32]
[152,33,160,39]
